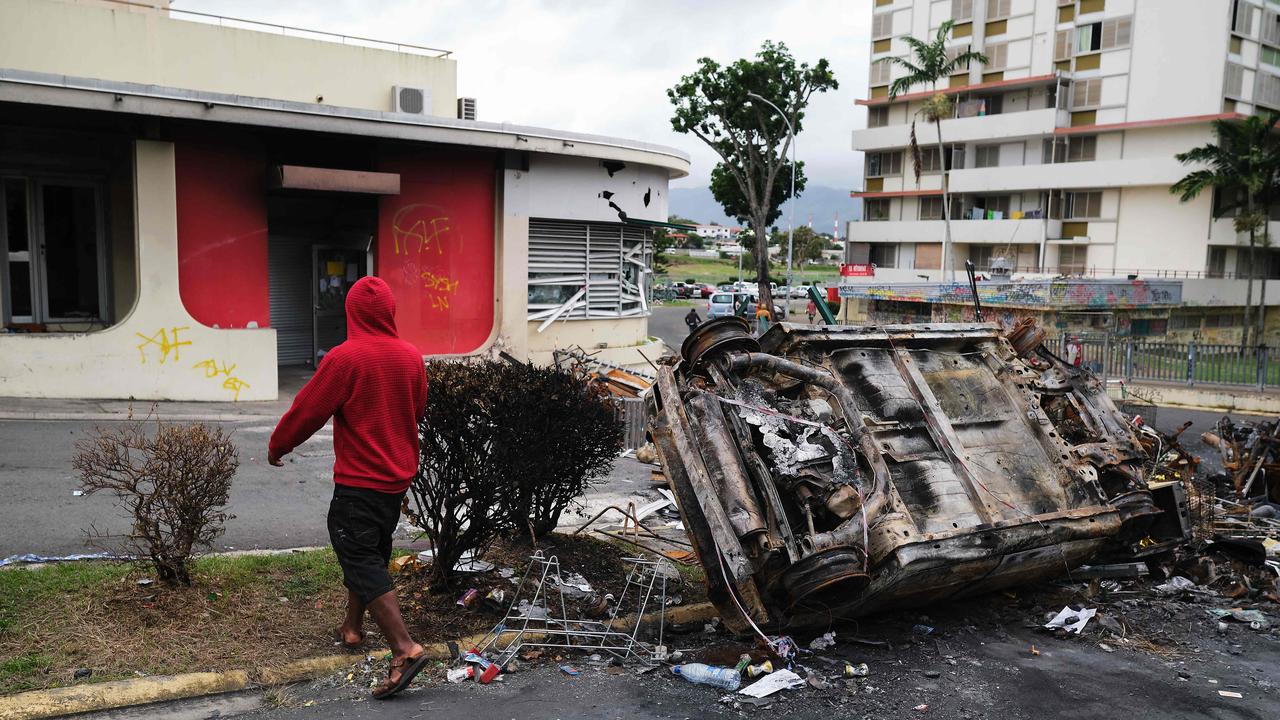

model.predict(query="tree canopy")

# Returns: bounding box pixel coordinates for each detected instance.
[668,40,837,312]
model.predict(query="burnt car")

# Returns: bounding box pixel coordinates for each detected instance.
[647,316,1166,631]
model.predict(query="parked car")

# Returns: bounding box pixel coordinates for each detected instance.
[790,285,810,299]
[706,292,783,320]
[706,292,740,319]
[700,284,716,298]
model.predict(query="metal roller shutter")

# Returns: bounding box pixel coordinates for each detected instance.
[268,236,313,366]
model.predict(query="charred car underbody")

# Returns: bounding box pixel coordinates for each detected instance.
[648,317,1169,631]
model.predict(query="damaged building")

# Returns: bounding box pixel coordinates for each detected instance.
[648,316,1179,631]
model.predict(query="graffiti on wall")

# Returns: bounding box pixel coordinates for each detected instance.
[841,279,1182,309]
[134,326,250,401]
[192,358,252,401]
[392,207,451,256]
[135,326,192,364]
[420,269,461,311]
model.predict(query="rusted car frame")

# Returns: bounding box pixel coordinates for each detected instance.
[648,317,1162,631]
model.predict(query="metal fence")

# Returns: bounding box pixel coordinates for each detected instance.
[1047,337,1280,390]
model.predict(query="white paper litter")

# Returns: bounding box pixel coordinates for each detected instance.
[739,669,805,698]
[1044,606,1097,634]
[1155,576,1195,594]
[809,631,837,651]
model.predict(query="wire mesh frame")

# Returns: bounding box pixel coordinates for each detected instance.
[474,551,670,667]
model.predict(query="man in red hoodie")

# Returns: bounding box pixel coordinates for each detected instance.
[269,276,429,699]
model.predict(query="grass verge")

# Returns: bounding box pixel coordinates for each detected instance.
[660,256,839,286]
[0,550,349,695]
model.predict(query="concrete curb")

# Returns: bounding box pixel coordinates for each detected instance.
[0,602,719,720]
[0,412,279,423]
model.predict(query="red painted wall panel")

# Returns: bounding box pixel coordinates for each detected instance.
[174,132,270,329]
[375,149,496,355]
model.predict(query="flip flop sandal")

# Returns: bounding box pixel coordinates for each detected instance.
[372,653,430,700]
[333,628,366,650]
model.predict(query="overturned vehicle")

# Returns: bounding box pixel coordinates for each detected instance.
[648,317,1169,631]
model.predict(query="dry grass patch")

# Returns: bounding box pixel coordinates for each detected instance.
[0,549,354,695]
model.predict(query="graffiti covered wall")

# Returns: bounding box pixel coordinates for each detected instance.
[375,148,497,355]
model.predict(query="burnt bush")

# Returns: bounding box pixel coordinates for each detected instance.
[74,420,238,586]
[405,359,622,588]
[405,361,511,589]
[493,362,623,538]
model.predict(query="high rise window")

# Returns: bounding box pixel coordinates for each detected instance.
[868,105,890,128]
[1066,136,1097,162]
[1064,191,1103,219]
[865,198,891,221]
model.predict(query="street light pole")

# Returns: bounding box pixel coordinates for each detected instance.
[747,92,795,320]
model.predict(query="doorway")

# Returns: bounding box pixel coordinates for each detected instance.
[267,195,376,366]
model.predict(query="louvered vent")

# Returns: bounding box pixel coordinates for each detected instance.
[457,97,477,120]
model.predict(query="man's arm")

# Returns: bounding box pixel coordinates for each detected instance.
[268,353,351,465]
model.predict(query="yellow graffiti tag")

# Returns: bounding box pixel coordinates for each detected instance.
[193,358,249,401]
[421,269,460,313]
[193,358,237,378]
[135,326,192,364]
[392,205,451,256]
[221,376,251,402]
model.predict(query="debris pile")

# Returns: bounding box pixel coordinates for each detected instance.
[1203,416,1280,539]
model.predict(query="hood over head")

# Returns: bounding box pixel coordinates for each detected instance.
[346,276,398,338]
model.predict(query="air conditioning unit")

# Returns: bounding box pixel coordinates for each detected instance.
[457,97,477,120]
[392,86,430,115]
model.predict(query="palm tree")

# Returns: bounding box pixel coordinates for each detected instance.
[1171,114,1280,347]
[877,20,987,282]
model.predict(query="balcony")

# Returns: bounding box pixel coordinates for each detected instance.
[1208,217,1280,246]
[949,157,1189,193]
[850,218,1061,245]
[853,108,1059,152]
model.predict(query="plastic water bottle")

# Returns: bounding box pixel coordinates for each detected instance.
[671,663,742,691]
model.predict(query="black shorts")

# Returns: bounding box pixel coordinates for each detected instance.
[327,484,405,604]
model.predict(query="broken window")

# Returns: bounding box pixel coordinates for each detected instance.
[527,220,651,323]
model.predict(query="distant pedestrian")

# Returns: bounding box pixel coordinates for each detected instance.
[755,305,772,335]
[269,276,429,700]
[806,299,817,323]
[684,307,702,333]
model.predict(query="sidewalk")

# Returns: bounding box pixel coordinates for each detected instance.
[0,367,310,422]
[1112,378,1280,416]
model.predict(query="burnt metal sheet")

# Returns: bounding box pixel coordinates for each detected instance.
[647,316,1162,631]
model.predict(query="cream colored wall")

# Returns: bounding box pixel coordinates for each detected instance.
[1113,187,1212,273]
[0,140,278,400]
[527,317,650,355]
[1,0,458,117]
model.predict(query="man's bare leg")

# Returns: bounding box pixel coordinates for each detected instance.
[337,590,366,646]
[367,591,423,661]
[367,590,426,697]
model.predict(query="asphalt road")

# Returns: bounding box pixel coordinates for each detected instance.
[0,417,338,558]
[0,402,1244,560]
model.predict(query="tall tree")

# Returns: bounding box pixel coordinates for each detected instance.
[669,41,837,314]
[877,20,986,282]
[1172,113,1280,346]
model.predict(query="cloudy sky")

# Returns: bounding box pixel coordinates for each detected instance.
[177,0,872,192]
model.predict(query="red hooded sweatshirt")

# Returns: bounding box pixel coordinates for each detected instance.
[269,276,426,494]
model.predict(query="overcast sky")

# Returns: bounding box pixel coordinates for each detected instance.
[177,0,871,191]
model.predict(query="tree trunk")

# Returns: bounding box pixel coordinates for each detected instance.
[753,213,775,319]
[936,119,954,283]
[1259,220,1269,348]
[1245,196,1257,349]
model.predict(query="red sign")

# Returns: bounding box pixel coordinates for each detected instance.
[841,263,875,277]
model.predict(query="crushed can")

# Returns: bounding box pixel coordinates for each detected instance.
[457,588,479,607]
[745,660,774,678]
[844,662,870,678]
[734,653,752,674]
